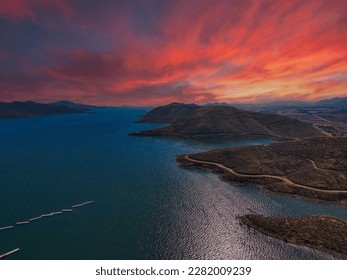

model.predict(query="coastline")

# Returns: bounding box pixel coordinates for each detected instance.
[129,131,297,142]
[176,154,347,206]
[239,214,347,260]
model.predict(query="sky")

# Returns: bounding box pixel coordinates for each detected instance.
[0,0,346,106]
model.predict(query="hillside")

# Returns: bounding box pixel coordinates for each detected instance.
[136,102,200,123]
[177,137,347,204]
[0,101,90,119]
[132,105,323,140]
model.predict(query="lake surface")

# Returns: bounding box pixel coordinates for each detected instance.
[0,108,346,259]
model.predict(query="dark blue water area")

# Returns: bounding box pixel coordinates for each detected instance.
[0,108,346,259]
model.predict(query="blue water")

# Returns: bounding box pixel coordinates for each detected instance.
[0,108,346,259]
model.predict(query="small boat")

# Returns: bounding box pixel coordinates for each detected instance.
[62,209,73,212]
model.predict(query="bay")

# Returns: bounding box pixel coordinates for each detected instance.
[0,108,346,259]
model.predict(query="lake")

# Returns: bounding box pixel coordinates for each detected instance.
[0,108,346,259]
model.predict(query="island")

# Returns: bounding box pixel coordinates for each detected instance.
[131,102,323,140]
[0,101,93,119]
[177,137,347,204]
[239,214,347,259]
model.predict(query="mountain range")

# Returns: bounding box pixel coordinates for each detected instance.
[0,101,94,119]
[207,97,347,110]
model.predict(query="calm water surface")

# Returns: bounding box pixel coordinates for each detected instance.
[0,108,346,259]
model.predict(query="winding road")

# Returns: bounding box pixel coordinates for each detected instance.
[265,146,336,172]
[184,156,347,194]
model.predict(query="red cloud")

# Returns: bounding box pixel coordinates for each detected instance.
[0,0,346,105]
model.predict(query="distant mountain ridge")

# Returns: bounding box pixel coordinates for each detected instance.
[49,100,98,110]
[0,101,92,119]
[131,103,323,140]
[208,97,347,111]
[315,97,347,110]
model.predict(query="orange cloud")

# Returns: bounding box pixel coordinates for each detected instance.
[0,0,346,105]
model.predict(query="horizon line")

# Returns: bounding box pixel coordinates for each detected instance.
[1,96,346,108]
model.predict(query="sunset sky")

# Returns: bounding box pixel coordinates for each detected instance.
[0,0,346,106]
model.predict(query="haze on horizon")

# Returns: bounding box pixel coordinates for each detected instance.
[0,0,346,106]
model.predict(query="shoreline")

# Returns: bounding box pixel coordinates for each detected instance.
[129,131,297,142]
[239,214,347,260]
[176,140,347,206]
[176,154,347,206]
